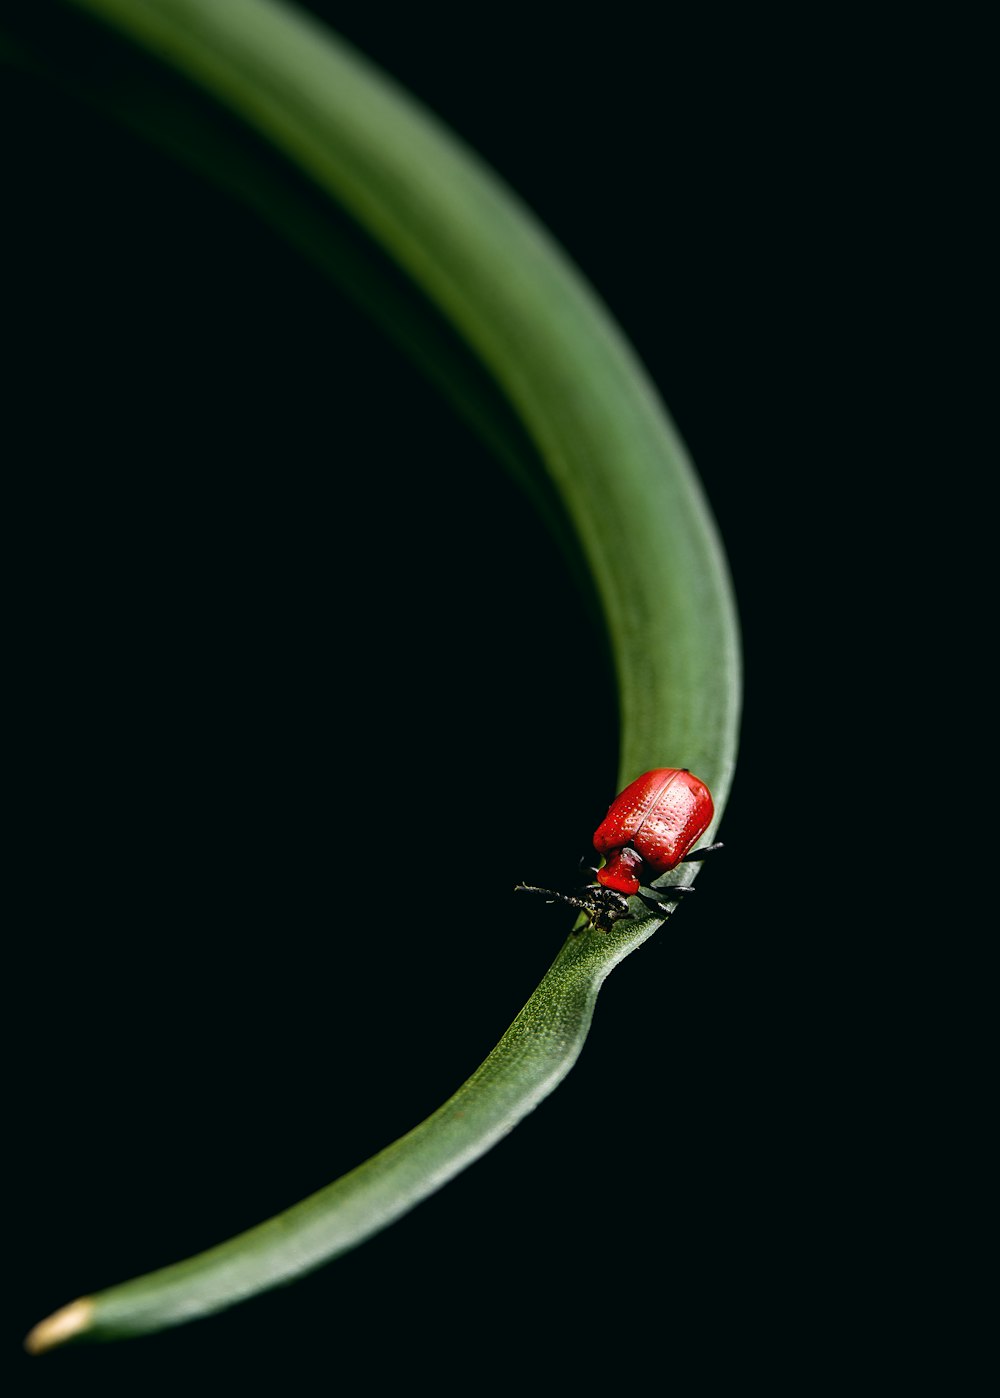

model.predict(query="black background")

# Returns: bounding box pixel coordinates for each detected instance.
[6,1,955,1391]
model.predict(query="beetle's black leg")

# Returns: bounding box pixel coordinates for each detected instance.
[636,886,695,911]
[680,842,724,862]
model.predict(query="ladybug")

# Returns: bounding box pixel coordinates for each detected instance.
[517,767,721,932]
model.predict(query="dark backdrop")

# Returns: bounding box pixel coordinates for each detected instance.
[7,2,916,1390]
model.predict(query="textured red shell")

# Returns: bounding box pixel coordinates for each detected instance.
[592,768,714,895]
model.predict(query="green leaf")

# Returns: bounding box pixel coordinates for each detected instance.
[24,0,740,1351]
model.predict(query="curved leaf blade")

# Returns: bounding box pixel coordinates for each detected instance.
[25,0,741,1349]
[28,917,662,1348]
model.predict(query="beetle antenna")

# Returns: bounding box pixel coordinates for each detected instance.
[515,883,597,914]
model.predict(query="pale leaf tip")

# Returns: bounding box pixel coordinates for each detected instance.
[24,1296,94,1354]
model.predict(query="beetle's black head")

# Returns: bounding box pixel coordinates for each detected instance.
[514,881,632,933]
[583,884,632,932]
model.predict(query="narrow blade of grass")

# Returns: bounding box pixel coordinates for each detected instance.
[24,0,741,1347]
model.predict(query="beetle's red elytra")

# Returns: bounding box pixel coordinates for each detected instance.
[592,767,714,895]
[516,767,721,932]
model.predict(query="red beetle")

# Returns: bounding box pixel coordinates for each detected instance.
[592,767,715,895]
[517,767,721,931]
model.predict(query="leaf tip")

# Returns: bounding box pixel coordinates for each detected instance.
[24,1296,94,1354]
